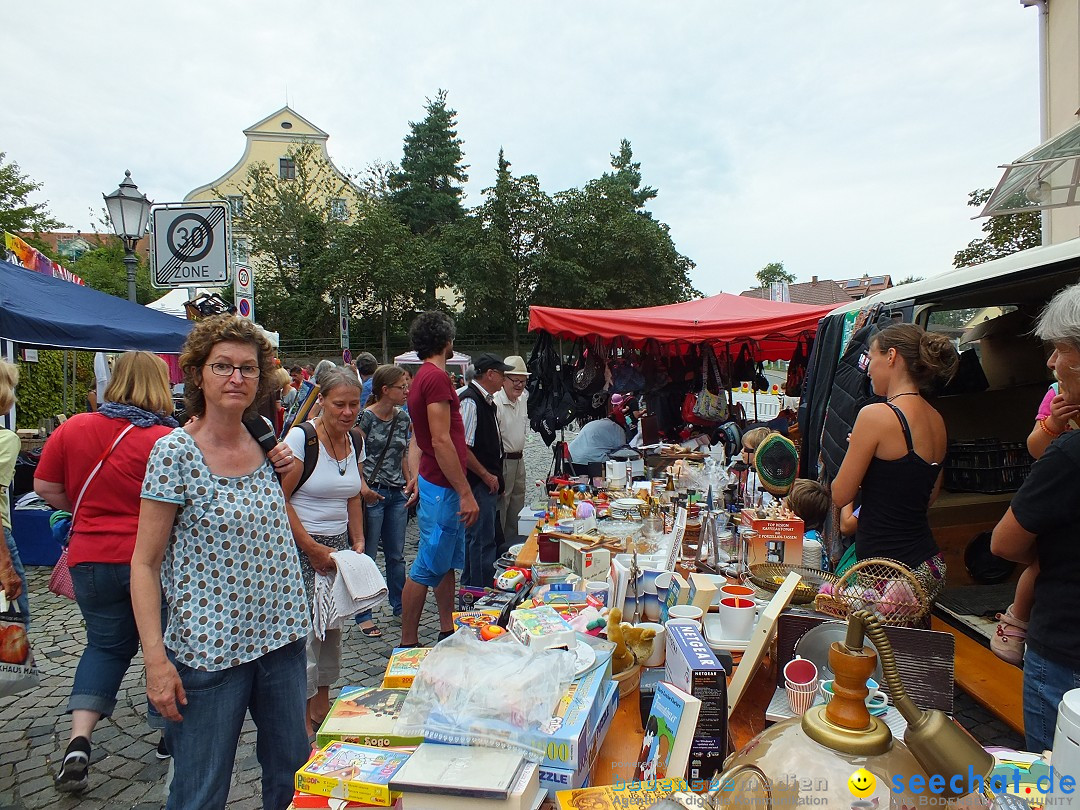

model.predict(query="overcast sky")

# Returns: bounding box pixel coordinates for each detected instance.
[7,1,1040,296]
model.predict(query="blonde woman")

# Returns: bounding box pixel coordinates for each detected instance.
[34,352,179,792]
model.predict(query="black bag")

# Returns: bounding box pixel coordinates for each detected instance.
[753,362,770,394]
[785,335,810,396]
[732,343,755,383]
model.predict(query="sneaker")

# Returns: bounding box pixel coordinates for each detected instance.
[55,737,90,793]
[991,603,1027,666]
[155,735,170,760]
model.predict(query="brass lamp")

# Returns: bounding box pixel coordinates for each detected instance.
[708,610,998,809]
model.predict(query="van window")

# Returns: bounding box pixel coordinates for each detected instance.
[926,306,1017,337]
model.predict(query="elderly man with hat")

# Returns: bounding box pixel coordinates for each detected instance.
[495,356,530,553]
[459,352,513,587]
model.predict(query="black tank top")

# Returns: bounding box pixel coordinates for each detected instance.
[854,404,941,569]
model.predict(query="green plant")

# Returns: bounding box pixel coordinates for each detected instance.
[14,351,93,429]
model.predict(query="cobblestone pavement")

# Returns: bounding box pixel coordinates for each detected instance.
[0,431,1021,809]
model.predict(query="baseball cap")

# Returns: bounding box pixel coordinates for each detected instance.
[473,353,514,373]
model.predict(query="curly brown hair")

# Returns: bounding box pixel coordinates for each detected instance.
[180,315,275,418]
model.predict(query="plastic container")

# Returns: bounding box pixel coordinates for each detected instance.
[1053,688,1080,778]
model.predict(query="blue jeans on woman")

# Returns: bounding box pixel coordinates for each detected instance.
[68,562,141,718]
[355,485,408,623]
[165,637,309,810]
[3,527,29,623]
[1023,644,1080,753]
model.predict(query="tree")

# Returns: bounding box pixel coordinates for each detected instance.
[222,142,362,340]
[449,149,554,354]
[0,152,66,234]
[895,275,924,286]
[535,141,698,310]
[757,261,795,288]
[953,189,1041,268]
[388,89,469,305]
[327,198,428,361]
[72,241,154,304]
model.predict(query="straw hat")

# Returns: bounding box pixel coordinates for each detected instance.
[503,355,530,376]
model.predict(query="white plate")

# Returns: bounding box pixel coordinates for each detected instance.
[571,639,597,675]
[703,614,751,652]
[613,498,646,508]
[508,543,524,557]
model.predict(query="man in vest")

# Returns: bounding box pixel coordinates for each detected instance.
[459,353,512,587]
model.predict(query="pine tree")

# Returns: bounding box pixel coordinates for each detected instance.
[389,89,469,305]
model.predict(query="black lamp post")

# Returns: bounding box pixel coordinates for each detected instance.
[103,171,152,303]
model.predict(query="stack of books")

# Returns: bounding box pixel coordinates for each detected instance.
[316,686,424,750]
[390,742,543,810]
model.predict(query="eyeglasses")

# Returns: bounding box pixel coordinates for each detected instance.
[509,378,527,386]
[389,384,410,391]
[206,363,261,379]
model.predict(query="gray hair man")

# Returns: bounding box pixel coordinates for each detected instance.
[494,355,530,553]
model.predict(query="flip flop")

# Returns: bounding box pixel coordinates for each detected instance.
[358,624,383,638]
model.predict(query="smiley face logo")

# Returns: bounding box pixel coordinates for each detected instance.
[848,768,876,798]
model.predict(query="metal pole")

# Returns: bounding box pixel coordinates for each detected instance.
[124,238,138,303]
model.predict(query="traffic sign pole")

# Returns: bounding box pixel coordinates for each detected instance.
[235,264,254,322]
[339,297,350,350]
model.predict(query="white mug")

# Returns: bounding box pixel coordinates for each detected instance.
[637,622,666,668]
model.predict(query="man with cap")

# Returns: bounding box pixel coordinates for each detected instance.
[495,356,530,553]
[459,352,512,587]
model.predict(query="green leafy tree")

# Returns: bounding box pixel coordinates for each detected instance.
[389,89,469,305]
[953,189,1041,268]
[0,152,66,234]
[449,149,554,354]
[895,275,924,286]
[71,240,154,303]
[756,261,795,288]
[222,142,362,340]
[536,140,698,309]
[327,198,428,361]
[15,351,93,428]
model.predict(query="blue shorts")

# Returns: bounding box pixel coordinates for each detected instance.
[409,475,465,587]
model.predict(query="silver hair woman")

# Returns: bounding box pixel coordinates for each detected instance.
[281,363,372,738]
[992,283,1080,753]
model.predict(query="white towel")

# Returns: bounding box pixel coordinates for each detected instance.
[311,549,388,640]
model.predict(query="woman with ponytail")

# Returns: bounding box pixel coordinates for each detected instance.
[832,323,959,597]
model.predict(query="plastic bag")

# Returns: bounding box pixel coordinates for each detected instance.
[0,594,38,697]
[394,629,577,761]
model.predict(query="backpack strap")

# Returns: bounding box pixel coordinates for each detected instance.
[295,422,321,492]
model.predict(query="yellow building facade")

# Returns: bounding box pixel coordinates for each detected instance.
[184,106,357,264]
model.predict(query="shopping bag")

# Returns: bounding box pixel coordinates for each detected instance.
[48,547,76,600]
[691,346,729,423]
[0,595,39,697]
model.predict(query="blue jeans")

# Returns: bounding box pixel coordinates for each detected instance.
[3,527,28,624]
[355,485,408,623]
[462,482,499,588]
[69,563,142,718]
[166,637,308,810]
[1023,644,1080,753]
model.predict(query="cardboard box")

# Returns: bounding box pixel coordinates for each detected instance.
[315,686,423,749]
[530,648,614,771]
[687,573,718,613]
[665,623,728,754]
[740,509,803,567]
[381,648,431,689]
[559,538,611,582]
[538,680,618,796]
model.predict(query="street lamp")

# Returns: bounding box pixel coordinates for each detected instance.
[103,170,152,303]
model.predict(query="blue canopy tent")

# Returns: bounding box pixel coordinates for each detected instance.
[0,259,192,352]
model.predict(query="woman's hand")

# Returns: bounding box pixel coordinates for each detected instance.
[360,484,383,506]
[267,441,297,475]
[307,543,336,575]
[351,535,366,554]
[146,658,187,723]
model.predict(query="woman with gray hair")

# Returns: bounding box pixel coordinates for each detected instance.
[282,364,370,740]
[993,282,1080,753]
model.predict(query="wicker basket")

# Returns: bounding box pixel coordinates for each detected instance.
[813,558,929,627]
[748,563,839,605]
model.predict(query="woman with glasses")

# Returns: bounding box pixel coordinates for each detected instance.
[354,365,413,626]
[131,316,306,810]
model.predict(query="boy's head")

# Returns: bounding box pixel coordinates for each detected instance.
[786,479,830,531]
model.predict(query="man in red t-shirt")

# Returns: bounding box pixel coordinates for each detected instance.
[400,311,479,647]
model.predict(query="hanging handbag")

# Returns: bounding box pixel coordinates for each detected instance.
[692,345,729,423]
[785,335,810,396]
[732,343,755,384]
[49,423,135,600]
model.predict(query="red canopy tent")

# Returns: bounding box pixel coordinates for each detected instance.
[528,293,834,360]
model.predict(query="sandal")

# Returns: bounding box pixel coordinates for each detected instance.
[991,604,1027,666]
[358,623,383,638]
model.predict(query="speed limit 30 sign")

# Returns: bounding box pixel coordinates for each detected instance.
[151,203,231,288]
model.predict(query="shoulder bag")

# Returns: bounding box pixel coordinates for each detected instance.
[49,423,135,600]
[692,345,729,423]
